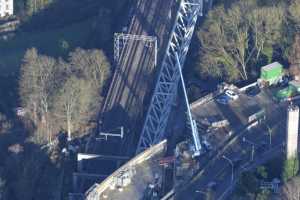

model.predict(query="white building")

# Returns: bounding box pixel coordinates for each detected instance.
[0,0,13,18]
[286,104,299,159]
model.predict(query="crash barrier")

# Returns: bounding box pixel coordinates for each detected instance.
[85,140,167,199]
[160,189,175,200]
[239,81,258,92]
[190,82,255,109]
[190,92,216,109]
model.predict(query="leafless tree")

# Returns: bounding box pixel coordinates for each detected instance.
[19,48,57,143]
[289,35,300,79]
[196,0,285,82]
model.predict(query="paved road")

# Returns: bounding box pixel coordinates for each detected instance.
[216,144,284,200]
[175,100,288,200]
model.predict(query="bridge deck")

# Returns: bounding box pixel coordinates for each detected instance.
[99,150,165,200]
[97,0,178,156]
[78,0,179,194]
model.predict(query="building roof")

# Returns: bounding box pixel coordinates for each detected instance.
[261,62,282,71]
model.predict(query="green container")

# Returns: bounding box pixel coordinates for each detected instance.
[289,81,300,92]
[260,62,283,84]
[276,86,295,99]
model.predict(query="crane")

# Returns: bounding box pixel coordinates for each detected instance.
[175,53,202,157]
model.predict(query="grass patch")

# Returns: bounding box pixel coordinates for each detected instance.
[0,17,96,115]
[0,17,95,74]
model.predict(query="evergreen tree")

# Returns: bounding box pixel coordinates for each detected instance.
[283,156,299,182]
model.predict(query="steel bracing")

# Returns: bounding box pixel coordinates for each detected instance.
[114,33,157,66]
[136,0,203,153]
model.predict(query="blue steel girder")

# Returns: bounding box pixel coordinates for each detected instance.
[136,0,203,154]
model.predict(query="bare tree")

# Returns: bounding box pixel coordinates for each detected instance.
[289,34,300,79]
[53,77,100,140]
[20,48,111,143]
[198,1,256,81]
[248,6,284,61]
[19,48,40,126]
[277,176,300,200]
[196,1,285,82]
[288,0,300,29]
[54,76,81,141]
[20,49,58,143]
[69,48,111,91]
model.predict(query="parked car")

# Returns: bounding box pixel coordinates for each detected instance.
[246,85,261,96]
[225,89,239,100]
[216,94,230,104]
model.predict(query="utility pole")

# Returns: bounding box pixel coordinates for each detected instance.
[242,137,256,162]
[222,155,234,184]
[264,123,272,149]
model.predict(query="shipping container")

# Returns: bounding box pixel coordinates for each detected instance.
[260,62,283,85]
[275,86,295,100]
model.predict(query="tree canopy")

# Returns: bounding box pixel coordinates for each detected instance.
[195,0,295,82]
[19,48,111,144]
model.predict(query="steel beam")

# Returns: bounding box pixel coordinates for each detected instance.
[136,0,203,153]
[77,153,130,162]
[77,153,129,172]
[114,33,157,66]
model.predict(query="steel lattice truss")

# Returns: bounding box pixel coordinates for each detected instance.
[136,0,203,154]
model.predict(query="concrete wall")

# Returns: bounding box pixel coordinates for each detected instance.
[0,0,13,18]
[85,140,167,200]
[286,104,299,159]
[239,81,258,92]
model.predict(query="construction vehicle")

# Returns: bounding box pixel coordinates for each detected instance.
[176,54,202,157]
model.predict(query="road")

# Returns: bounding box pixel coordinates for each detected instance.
[216,144,284,200]
[175,98,288,200]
